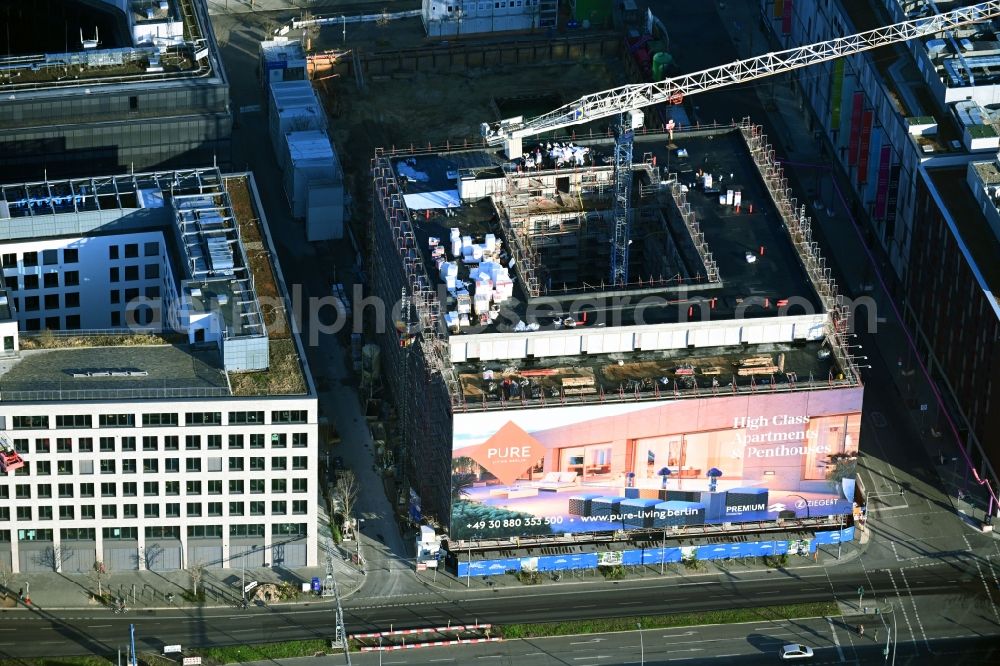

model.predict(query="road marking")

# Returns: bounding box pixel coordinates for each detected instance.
[826,614,845,662]
[571,657,612,661]
[618,601,643,605]
[899,568,931,653]
[887,568,917,654]
[428,660,454,663]
[971,550,1000,625]
[571,639,607,645]
[87,625,112,629]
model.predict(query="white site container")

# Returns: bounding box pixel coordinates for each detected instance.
[284,130,337,219]
[306,180,344,241]
[269,80,326,167]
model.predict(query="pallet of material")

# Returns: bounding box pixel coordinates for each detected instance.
[563,387,598,395]
[561,376,595,388]
[738,355,773,367]
[737,365,779,376]
[520,369,559,377]
[701,366,726,375]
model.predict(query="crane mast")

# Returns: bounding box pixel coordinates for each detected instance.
[481,0,1000,285]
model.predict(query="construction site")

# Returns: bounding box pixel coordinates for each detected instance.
[368,119,865,546]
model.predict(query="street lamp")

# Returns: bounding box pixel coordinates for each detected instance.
[637,622,644,665]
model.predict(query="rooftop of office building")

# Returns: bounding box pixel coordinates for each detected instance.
[928,161,1000,313]
[0,0,219,92]
[0,168,309,401]
[385,129,827,337]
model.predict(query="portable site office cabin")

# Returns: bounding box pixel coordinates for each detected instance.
[268,80,327,168]
[283,130,340,220]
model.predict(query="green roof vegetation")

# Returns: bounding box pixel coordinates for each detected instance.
[19,331,179,350]
[229,338,308,396]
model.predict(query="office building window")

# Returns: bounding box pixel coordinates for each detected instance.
[186,412,222,426]
[272,410,307,424]
[55,414,91,429]
[12,415,47,429]
[229,411,264,424]
[100,414,134,428]
[143,413,178,426]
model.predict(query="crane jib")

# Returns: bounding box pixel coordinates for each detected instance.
[484,0,1000,153]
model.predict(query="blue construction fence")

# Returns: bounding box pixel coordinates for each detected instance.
[454,527,855,578]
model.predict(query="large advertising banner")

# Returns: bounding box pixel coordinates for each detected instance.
[451,388,862,540]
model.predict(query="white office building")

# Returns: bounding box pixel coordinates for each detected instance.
[0,168,319,573]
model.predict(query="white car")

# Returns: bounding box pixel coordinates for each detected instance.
[779,644,814,660]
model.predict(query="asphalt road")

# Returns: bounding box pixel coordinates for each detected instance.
[341,622,1000,666]
[0,563,994,658]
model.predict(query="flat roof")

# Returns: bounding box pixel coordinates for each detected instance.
[395,130,824,336]
[0,0,216,92]
[0,344,229,401]
[0,168,266,343]
[454,339,850,410]
[924,165,1000,309]
[842,0,965,152]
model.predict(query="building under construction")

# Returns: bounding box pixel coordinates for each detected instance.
[370,121,865,545]
[0,0,230,181]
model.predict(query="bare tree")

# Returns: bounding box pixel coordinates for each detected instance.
[332,470,360,537]
[91,560,110,598]
[189,562,206,598]
[0,562,14,594]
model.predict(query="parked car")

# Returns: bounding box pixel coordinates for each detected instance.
[779,644,814,660]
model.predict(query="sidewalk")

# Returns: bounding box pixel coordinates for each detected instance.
[412,540,866,594]
[1,553,366,612]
